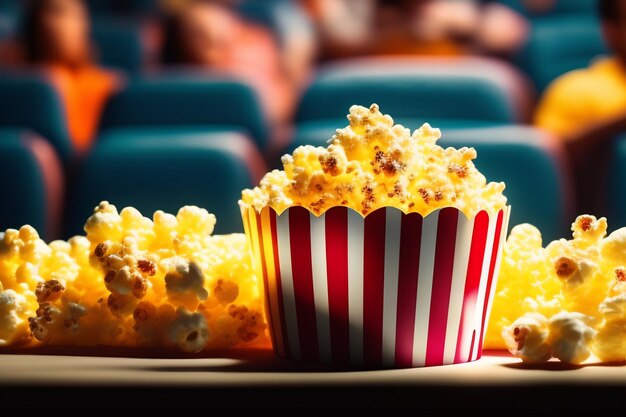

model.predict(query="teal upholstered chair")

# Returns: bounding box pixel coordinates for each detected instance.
[296,57,530,127]
[92,19,145,73]
[100,75,269,151]
[515,15,608,93]
[0,129,64,240]
[65,129,266,237]
[0,73,73,163]
[606,135,626,231]
[289,123,572,241]
[495,0,595,15]
[86,0,157,16]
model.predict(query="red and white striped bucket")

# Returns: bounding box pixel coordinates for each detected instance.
[242,205,510,368]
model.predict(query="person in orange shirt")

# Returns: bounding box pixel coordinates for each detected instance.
[19,0,123,155]
[535,0,626,214]
[160,0,295,126]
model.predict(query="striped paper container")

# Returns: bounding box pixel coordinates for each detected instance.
[242,205,510,368]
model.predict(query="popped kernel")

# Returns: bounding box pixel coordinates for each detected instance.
[240,104,506,217]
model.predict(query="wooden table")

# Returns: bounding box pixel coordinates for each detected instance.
[1,348,624,415]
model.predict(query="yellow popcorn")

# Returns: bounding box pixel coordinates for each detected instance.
[0,202,268,352]
[488,215,626,364]
[241,104,506,217]
[502,313,552,364]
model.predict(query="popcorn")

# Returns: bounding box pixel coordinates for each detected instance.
[0,289,33,346]
[502,313,552,364]
[547,312,595,364]
[0,201,268,351]
[163,258,209,308]
[489,215,626,364]
[168,308,210,353]
[593,294,626,362]
[241,104,506,217]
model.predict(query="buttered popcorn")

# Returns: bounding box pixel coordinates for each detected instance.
[488,215,626,364]
[241,104,506,217]
[0,202,267,352]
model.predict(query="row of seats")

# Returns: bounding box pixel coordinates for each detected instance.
[0,55,621,242]
[0,127,264,239]
[0,1,608,93]
[0,123,578,244]
[0,56,528,162]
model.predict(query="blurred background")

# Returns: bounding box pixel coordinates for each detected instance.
[0,0,622,243]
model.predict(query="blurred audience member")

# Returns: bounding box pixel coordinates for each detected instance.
[535,0,625,214]
[302,0,528,60]
[19,0,123,154]
[535,0,624,141]
[160,0,295,125]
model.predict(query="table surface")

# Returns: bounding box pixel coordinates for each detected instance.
[0,347,625,387]
[2,347,625,415]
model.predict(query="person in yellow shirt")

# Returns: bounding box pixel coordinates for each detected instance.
[535,0,626,215]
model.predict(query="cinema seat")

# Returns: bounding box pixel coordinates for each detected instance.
[99,75,269,151]
[296,57,531,127]
[0,73,73,163]
[515,15,608,93]
[65,129,266,237]
[0,129,64,240]
[92,19,145,73]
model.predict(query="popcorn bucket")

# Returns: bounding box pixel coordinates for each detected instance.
[242,205,510,368]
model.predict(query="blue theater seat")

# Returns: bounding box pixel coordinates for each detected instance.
[295,57,531,129]
[515,15,608,93]
[86,0,157,16]
[607,135,626,231]
[92,19,145,73]
[496,0,595,16]
[0,73,73,162]
[0,129,64,240]
[289,124,571,241]
[100,75,269,151]
[65,129,266,237]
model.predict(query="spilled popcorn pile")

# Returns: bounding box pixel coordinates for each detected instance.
[241,104,506,217]
[486,215,626,364]
[0,202,267,352]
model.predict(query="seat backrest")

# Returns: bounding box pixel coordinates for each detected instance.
[66,129,266,237]
[92,19,145,73]
[296,57,532,125]
[100,75,269,150]
[496,0,595,16]
[0,129,64,240]
[0,72,72,162]
[607,134,626,231]
[86,0,157,16]
[516,15,608,92]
